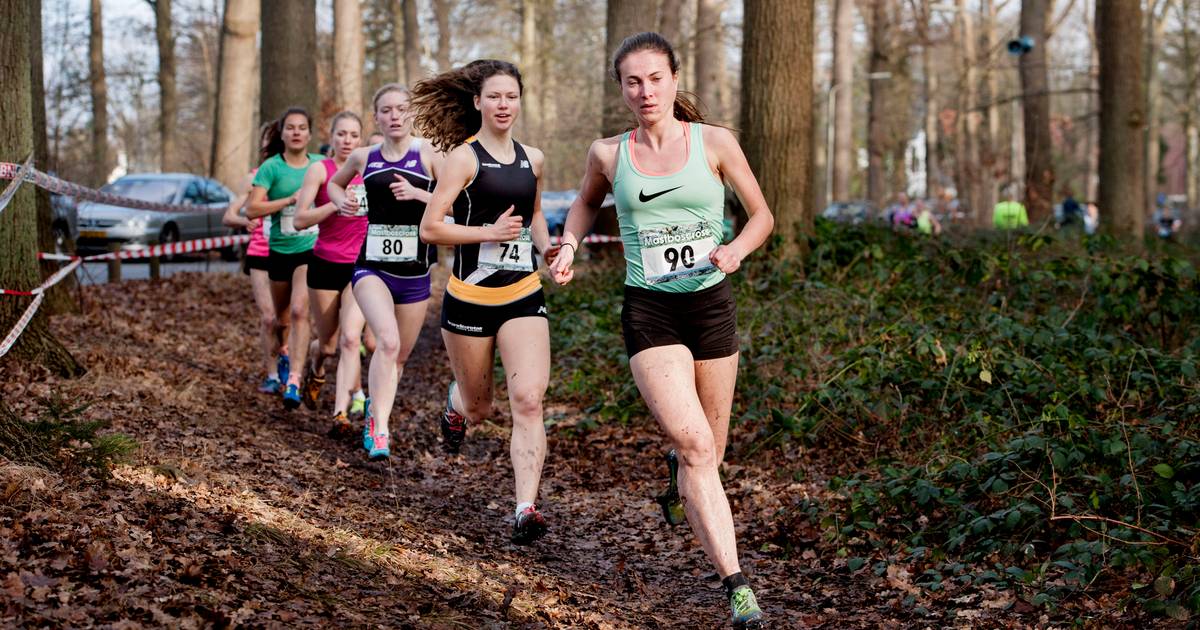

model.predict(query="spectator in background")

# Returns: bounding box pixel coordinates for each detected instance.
[1084,202,1099,235]
[889,192,915,230]
[1060,190,1082,228]
[915,199,942,236]
[993,188,1028,230]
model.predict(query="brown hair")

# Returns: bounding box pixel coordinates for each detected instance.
[257,121,276,163]
[411,60,524,152]
[263,107,313,159]
[329,110,363,135]
[372,83,410,112]
[611,32,704,124]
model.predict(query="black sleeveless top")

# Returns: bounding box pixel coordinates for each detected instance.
[450,139,538,288]
[358,141,436,276]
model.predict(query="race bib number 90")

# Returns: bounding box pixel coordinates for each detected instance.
[348,184,369,216]
[639,222,717,285]
[365,224,418,262]
[479,227,533,271]
[280,204,318,236]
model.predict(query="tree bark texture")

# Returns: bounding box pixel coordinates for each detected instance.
[603,0,657,137]
[333,0,365,113]
[955,0,982,221]
[922,41,938,198]
[211,0,260,189]
[89,0,108,187]
[434,0,452,72]
[979,0,1000,217]
[695,0,727,122]
[866,0,891,208]
[153,0,178,171]
[519,0,540,143]
[658,0,684,45]
[1097,0,1145,242]
[741,0,813,257]
[260,0,318,135]
[1020,0,1054,223]
[1144,0,1169,212]
[401,0,421,86]
[832,0,853,202]
[0,1,81,376]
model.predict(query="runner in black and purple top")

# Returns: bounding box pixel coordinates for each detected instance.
[328,83,442,460]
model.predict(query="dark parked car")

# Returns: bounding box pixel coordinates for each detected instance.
[541,190,615,236]
[76,174,234,256]
[821,200,878,225]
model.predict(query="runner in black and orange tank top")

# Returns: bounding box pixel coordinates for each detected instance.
[414,59,554,545]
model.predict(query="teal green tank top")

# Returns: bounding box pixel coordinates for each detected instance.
[613,122,726,292]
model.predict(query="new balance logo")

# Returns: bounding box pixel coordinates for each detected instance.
[520,160,530,169]
[405,160,418,168]
[537,306,547,315]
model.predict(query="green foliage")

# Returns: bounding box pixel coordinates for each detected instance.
[0,394,136,472]
[547,220,1200,618]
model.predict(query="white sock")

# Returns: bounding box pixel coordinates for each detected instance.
[267,372,279,380]
[515,501,534,518]
[352,389,365,401]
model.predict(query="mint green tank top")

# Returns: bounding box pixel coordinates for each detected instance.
[613,122,727,292]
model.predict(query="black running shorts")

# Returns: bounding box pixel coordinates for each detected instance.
[441,289,548,338]
[306,255,355,292]
[242,254,269,276]
[621,278,738,361]
[267,249,312,283]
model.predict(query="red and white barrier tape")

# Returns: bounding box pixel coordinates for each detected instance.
[0,160,214,214]
[79,234,251,261]
[0,154,33,215]
[0,293,45,358]
[550,234,622,245]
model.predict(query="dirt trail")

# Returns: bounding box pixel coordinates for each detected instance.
[0,270,1042,628]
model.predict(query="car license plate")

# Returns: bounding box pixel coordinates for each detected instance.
[79,230,106,239]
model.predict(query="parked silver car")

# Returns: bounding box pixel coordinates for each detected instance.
[76,174,234,256]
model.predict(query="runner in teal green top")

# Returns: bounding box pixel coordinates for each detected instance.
[547,32,774,630]
[246,107,322,410]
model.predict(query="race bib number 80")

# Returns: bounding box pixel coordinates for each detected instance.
[639,222,717,285]
[479,227,533,271]
[365,224,418,262]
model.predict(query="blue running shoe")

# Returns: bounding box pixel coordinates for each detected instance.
[282,383,302,410]
[362,398,375,452]
[368,432,389,460]
[257,376,282,394]
[277,354,290,390]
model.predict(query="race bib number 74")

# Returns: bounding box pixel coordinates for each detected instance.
[479,227,533,271]
[639,222,717,285]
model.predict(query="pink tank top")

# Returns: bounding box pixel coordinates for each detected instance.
[312,159,367,264]
[245,168,269,258]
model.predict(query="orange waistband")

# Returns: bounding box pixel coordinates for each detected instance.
[447,272,541,305]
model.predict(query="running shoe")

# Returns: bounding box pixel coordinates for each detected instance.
[511,504,548,545]
[368,432,390,460]
[257,376,283,395]
[277,354,290,390]
[362,398,375,452]
[440,382,467,453]
[349,392,366,417]
[656,449,686,527]
[282,383,302,410]
[730,586,766,629]
[329,411,353,438]
[301,369,324,410]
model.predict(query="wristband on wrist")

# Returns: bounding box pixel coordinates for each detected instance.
[562,242,576,254]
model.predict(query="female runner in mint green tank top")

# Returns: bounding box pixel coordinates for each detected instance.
[546,32,774,630]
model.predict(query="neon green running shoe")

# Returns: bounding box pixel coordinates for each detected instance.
[730,586,765,629]
[349,393,365,417]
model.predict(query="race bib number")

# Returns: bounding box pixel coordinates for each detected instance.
[349,184,369,216]
[261,216,270,245]
[479,227,533,271]
[639,222,717,285]
[365,224,418,262]
[279,204,318,236]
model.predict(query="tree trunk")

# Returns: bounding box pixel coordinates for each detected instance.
[89,0,108,187]
[658,0,684,44]
[152,0,178,172]
[1020,0,1054,223]
[695,0,726,121]
[866,0,891,209]
[519,0,539,143]
[0,1,81,376]
[603,0,656,137]
[956,0,982,222]
[742,0,813,257]
[1144,0,1169,213]
[831,0,853,202]
[333,0,365,113]
[400,0,421,85]
[260,0,317,132]
[922,40,938,198]
[211,0,260,189]
[979,0,1000,218]
[433,0,452,72]
[31,0,77,315]
[1097,0,1145,243]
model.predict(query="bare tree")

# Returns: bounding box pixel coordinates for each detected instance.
[978,0,1001,217]
[147,0,178,171]
[260,0,318,130]
[434,0,453,72]
[393,0,420,86]
[333,0,365,112]
[742,0,813,257]
[954,0,982,220]
[520,0,540,142]
[1020,0,1054,223]
[603,0,656,137]
[211,0,260,189]
[0,0,80,374]
[866,0,893,208]
[658,0,684,44]
[1145,0,1171,212]
[695,0,727,121]
[89,0,108,187]
[831,0,853,202]
[1097,0,1145,243]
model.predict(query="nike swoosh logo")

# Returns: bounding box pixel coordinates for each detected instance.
[638,186,683,203]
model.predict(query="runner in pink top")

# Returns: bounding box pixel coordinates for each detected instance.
[293,111,375,433]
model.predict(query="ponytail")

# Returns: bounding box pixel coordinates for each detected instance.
[412,59,524,152]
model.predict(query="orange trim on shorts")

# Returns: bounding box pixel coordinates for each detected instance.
[446,272,541,305]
